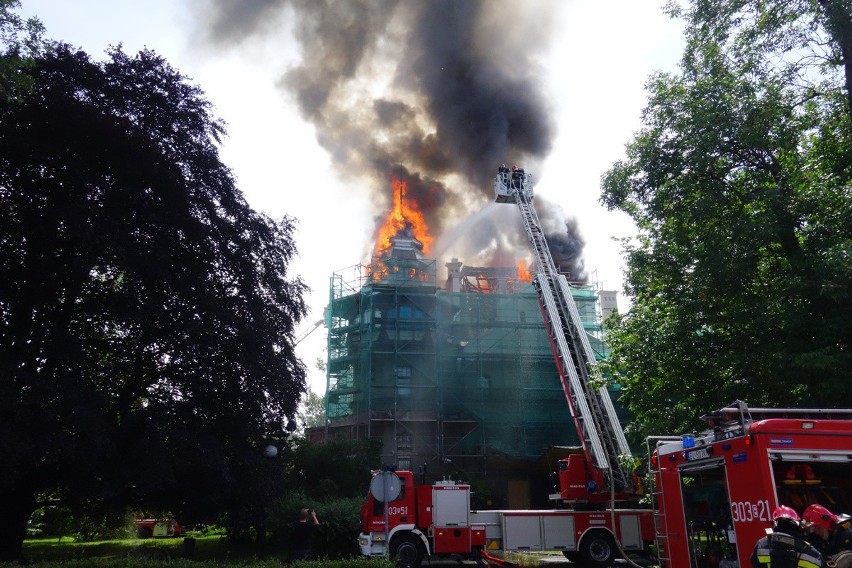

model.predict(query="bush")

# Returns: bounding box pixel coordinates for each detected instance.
[285,437,380,500]
[188,524,226,537]
[266,492,364,560]
[28,506,136,542]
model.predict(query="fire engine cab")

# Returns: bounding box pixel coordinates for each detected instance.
[650,401,852,567]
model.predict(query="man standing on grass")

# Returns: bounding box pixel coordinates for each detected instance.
[291,508,319,561]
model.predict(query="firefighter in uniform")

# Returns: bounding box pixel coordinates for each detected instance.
[802,504,852,568]
[750,505,825,568]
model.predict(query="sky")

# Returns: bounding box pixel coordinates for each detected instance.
[19,1,685,396]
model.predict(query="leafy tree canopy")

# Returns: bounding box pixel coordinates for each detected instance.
[0,40,308,561]
[601,0,852,438]
[285,436,381,501]
[299,387,327,431]
[0,0,46,101]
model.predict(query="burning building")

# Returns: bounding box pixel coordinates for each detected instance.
[194,0,618,506]
[311,177,619,509]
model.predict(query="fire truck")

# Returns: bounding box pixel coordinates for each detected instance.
[358,470,653,567]
[649,401,852,567]
[135,518,183,538]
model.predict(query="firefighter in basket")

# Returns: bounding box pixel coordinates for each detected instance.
[803,504,852,568]
[750,505,825,568]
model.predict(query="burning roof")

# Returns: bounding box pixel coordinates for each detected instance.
[374,176,433,257]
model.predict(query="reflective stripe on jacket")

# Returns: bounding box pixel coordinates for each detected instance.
[750,532,824,568]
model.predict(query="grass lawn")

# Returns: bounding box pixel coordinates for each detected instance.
[15,535,395,567]
[23,534,238,562]
[16,537,574,567]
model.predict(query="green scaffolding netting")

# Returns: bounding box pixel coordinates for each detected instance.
[324,257,620,476]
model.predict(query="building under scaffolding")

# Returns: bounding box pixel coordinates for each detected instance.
[318,230,620,508]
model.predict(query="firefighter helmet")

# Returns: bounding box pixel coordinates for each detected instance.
[803,504,837,529]
[772,505,800,523]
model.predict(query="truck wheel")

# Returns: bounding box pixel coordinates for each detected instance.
[579,531,619,567]
[137,527,153,539]
[392,535,424,568]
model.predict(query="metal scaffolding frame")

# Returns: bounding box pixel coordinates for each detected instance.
[324,252,614,505]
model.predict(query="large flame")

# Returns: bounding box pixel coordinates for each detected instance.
[517,260,533,282]
[374,176,433,255]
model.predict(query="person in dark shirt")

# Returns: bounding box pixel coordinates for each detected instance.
[291,508,319,561]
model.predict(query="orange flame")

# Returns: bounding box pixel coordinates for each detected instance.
[517,260,533,282]
[375,176,433,255]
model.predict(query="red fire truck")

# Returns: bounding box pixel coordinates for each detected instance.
[358,471,654,567]
[649,402,852,567]
[135,517,183,538]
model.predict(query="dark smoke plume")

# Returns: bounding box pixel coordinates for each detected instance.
[192,0,587,281]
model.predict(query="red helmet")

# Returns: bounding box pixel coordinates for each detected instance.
[773,505,800,523]
[803,504,837,529]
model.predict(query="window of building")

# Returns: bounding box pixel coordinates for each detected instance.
[396,366,411,396]
[397,433,413,452]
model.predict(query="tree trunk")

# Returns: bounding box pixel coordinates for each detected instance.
[0,492,36,562]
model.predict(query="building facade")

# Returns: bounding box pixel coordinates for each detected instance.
[314,232,618,508]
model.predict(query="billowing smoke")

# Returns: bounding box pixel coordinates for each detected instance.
[192,0,587,281]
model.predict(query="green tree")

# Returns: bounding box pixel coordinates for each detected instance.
[0,0,46,101]
[300,387,327,430]
[286,436,381,501]
[0,43,307,561]
[601,0,852,437]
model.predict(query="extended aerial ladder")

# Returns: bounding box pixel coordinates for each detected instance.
[495,166,634,498]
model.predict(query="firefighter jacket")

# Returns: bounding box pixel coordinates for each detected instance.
[750,531,825,568]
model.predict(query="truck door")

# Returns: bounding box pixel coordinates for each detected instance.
[678,459,736,568]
